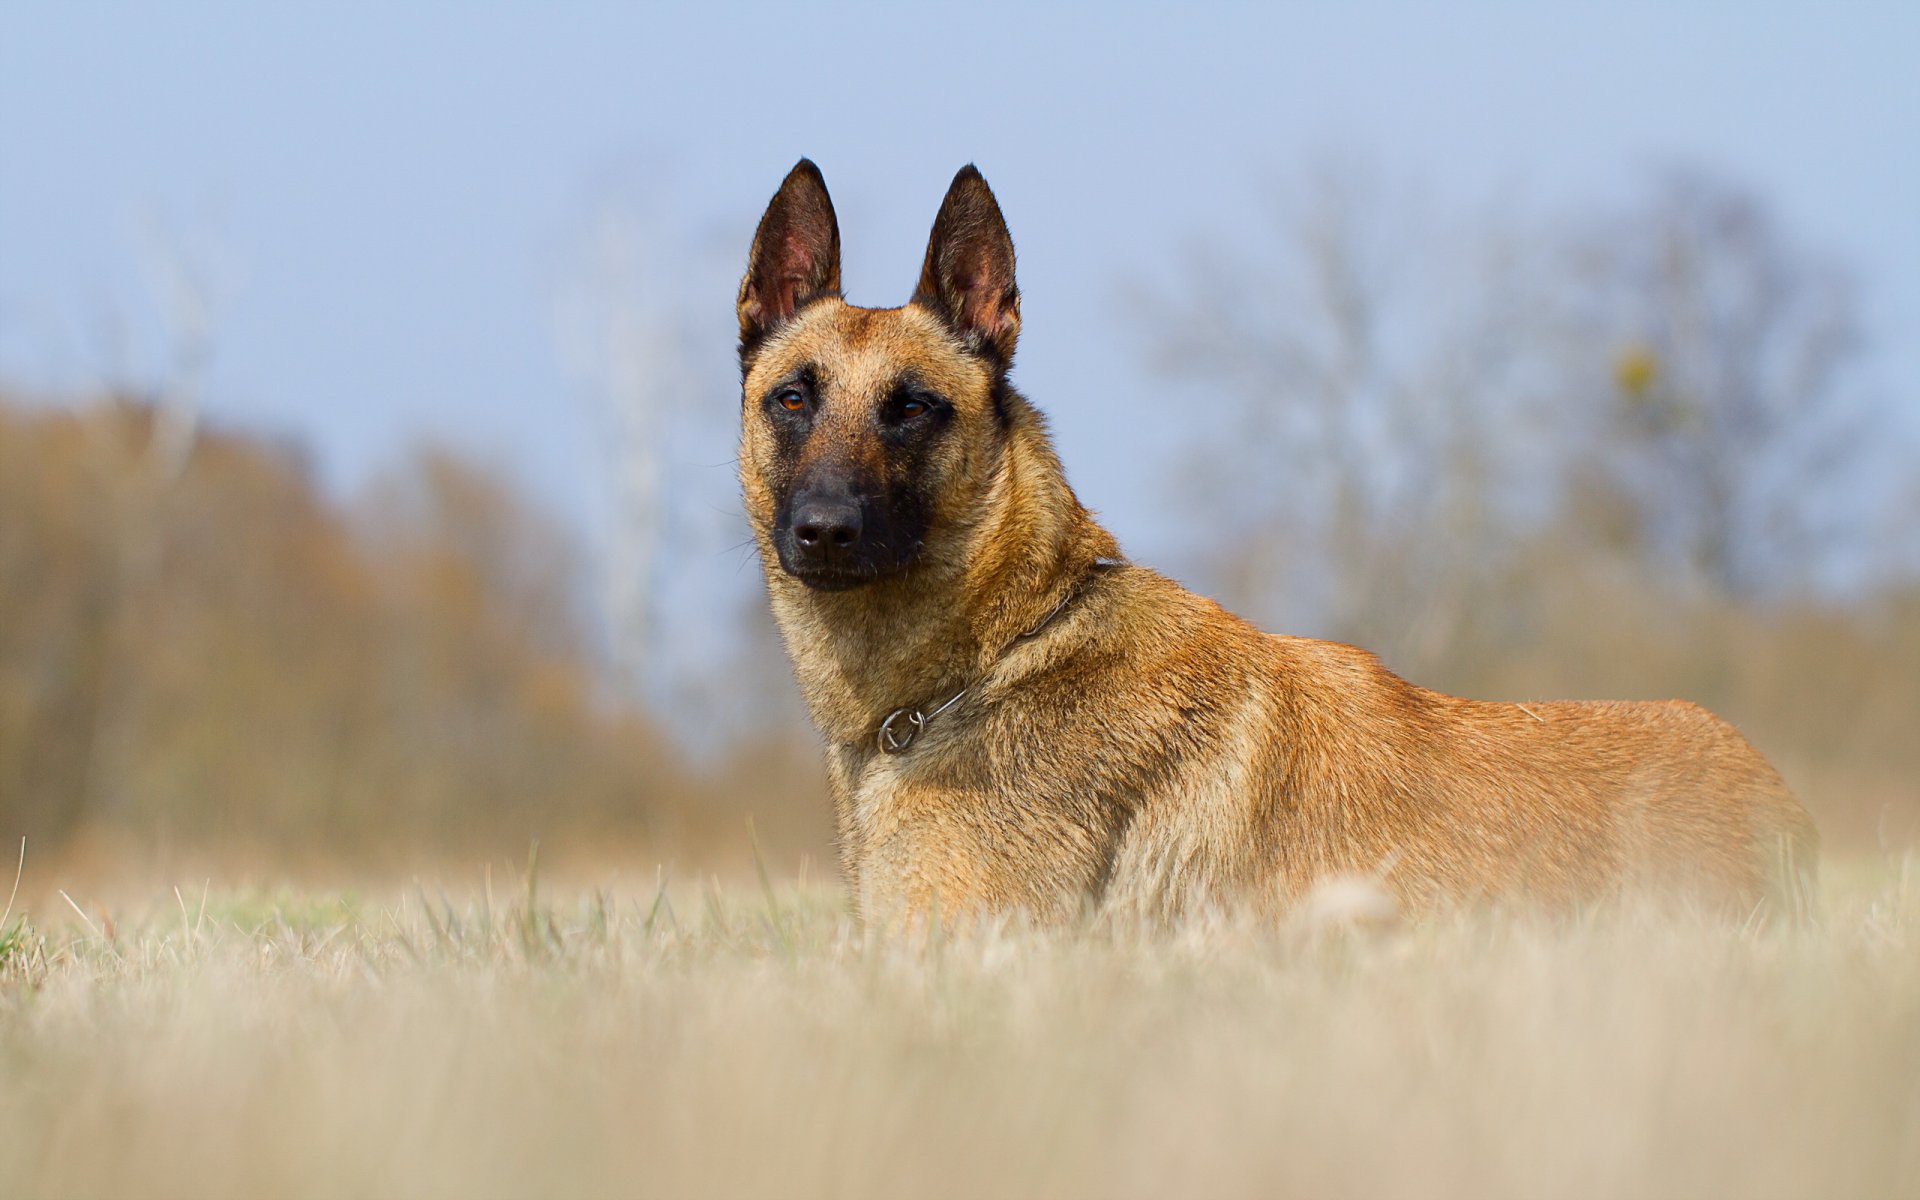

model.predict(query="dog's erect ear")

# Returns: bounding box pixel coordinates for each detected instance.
[913,165,1020,367]
[738,159,842,355]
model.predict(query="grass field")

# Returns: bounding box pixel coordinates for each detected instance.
[2,855,1917,1200]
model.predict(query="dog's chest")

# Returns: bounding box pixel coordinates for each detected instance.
[846,752,909,842]
[837,743,1097,922]
[845,751,972,867]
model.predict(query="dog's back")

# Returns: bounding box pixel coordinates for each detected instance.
[917,561,1815,923]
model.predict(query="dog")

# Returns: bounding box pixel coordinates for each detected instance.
[735,159,1817,926]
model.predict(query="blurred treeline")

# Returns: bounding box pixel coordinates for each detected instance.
[1150,167,1920,850]
[3,162,1915,873]
[0,392,827,871]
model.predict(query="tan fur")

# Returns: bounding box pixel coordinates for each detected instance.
[737,166,1817,929]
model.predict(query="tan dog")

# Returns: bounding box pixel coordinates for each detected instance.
[735,159,1817,926]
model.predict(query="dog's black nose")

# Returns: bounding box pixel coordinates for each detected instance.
[792,497,863,557]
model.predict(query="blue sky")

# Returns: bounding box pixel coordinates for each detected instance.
[4,3,1917,595]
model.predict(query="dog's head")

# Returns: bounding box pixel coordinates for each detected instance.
[736,160,1021,592]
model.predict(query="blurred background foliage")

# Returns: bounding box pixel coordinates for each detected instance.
[0,161,1915,874]
[0,391,827,874]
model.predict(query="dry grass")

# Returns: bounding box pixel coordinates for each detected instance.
[2,857,1917,1200]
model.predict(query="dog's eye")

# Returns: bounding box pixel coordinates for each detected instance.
[776,389,806,412]
[900,399,928,419]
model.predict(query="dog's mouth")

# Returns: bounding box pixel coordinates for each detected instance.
[785,563,883,592]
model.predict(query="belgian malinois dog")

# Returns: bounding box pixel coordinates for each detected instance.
[736,159,1816,926]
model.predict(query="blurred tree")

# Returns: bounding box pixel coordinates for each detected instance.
[0,393,698,857]
[1556,170,1868,601]
[557,196,692,700]
[1145,165,1886,664]
[1140,163,1558,679]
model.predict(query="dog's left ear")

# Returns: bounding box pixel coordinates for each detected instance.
[913,165,1020,368]
[738,159,842,356]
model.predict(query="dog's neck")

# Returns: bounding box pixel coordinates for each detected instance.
[762,400,1119,748]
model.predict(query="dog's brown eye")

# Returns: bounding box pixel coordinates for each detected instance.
[900,399,928,418]
[777,390,805,412]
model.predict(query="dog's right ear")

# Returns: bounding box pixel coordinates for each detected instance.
[737,159,842,359]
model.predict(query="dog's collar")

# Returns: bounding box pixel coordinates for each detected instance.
[875,556,1124,756]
